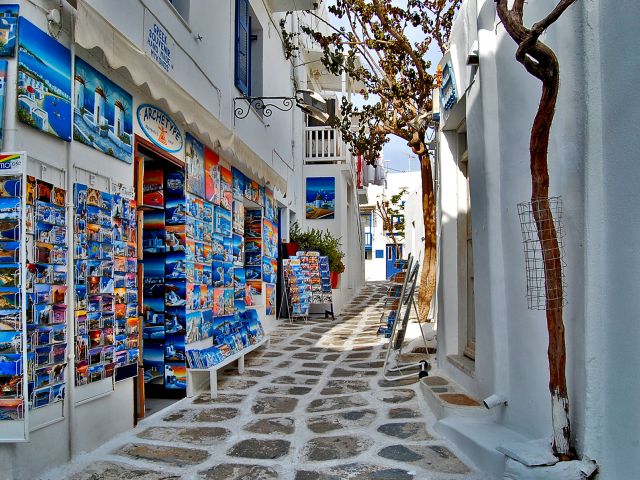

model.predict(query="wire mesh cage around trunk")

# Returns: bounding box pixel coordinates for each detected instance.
[517,196,566,310]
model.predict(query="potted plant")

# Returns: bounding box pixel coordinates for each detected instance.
[289,222,345,288]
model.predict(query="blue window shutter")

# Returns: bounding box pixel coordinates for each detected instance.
[235,0,250,96]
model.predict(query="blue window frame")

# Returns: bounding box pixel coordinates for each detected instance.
[235,0,250,96]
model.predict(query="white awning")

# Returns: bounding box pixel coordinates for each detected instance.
[74,0,286,193]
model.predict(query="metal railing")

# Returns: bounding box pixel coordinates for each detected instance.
[304,126,346,163]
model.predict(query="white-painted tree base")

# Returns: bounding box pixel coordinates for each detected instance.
[504,458,598,480]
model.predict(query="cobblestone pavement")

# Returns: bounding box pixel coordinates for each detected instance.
[44,282,488,480]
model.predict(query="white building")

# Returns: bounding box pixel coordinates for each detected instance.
[431,1,640,478]
[361,171,424,281]
[0,0,363,477]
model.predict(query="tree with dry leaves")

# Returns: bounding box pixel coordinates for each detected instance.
[281,0,460,322]
[496,0,579,460]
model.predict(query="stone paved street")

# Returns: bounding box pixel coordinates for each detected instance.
[43,283,488,480]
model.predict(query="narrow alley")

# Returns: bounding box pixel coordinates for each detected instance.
[43,283,483,480]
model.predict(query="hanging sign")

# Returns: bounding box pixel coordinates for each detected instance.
[143,11,175,74]
[136,104,183,153]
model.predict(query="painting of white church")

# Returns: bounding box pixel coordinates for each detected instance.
[73,56,133,163]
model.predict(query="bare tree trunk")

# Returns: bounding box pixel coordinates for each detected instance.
[530,74,573,461]
[417,151,436,321]
[495,0,578,460]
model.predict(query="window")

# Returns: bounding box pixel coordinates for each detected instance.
[235,0,262,98]
[167,0,190,22]
[364,249,372,260]
[375,250,384,259]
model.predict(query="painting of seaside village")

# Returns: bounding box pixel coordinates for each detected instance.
[73,57,133,163]
[306,176,336,219]
[17,17,71,141]
[0,5,18,57]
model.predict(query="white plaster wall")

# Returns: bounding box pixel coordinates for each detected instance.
[436,0,588,452]
[302,163,364,313]
[588,1,640,477]
[364,172,424,281]
[85,0,303,208]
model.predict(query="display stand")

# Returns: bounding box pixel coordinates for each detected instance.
[381,257,430,381]
[0,153,29,442]
[186,335,268,398]
[280,251,333,323]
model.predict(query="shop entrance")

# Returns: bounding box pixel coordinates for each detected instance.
[134,136,187,419]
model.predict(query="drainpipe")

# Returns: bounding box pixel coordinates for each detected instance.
[66,3,77,462]
[3,46,17,151]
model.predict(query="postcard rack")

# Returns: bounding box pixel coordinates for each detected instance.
[280,251,334,323]
[381,257,430,381]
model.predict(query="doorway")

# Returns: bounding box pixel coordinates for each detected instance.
[385,243,404,280]
[134,136,187,419]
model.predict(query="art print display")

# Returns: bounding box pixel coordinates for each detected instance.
[9,169,71,416]
[232,200,244,235]
[17,17,72,142]
[265,283,275,316]
[306,176,335,219]
[214,205,232,237]
[264,188,276,221]
[219,166,232,210]
[185,133,205,198]
[74,184,138,386]
[263,218,277,259]
[204,146,220,205]
[232,167,244,199]
[73,57,134,163]
[0,158,25,429]
[0,5,18,57]
[262,255,277,284]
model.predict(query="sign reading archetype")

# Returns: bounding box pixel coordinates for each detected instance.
[136,104,183,153]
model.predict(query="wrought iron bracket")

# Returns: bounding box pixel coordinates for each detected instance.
[233,96,296,119]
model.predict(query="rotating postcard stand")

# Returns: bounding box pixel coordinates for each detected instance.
[0,153,29,442]
[381,258,430,382]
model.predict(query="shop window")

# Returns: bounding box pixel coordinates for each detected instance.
[168,0,190,22]
[235,0,263,98]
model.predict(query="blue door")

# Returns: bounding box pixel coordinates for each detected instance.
[385,244,403,279]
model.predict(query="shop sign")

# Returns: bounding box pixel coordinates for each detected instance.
[0,152,24,174]
[137,104,183,153]
[144,12,175,74]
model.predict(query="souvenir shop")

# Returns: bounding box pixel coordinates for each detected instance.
[0,7,282,478]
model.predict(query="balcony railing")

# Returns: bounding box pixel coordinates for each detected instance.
[304,126,346,163]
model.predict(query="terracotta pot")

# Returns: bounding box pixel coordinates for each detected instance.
[330,271,340,289]
[285,242,299,257]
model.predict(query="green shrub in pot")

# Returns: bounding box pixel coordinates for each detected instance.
[289,221,345,274]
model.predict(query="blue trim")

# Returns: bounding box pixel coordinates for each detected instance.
[234,0,250,96]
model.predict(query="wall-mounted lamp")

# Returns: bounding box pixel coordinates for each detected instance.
[234,89,328,123]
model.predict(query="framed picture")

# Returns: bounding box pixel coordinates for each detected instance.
[17,18,72,141]
[73,57,134,163]
[306,177,335,219]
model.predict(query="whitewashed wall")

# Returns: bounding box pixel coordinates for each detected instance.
[364,172,424,281]
[435,0,640,477]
